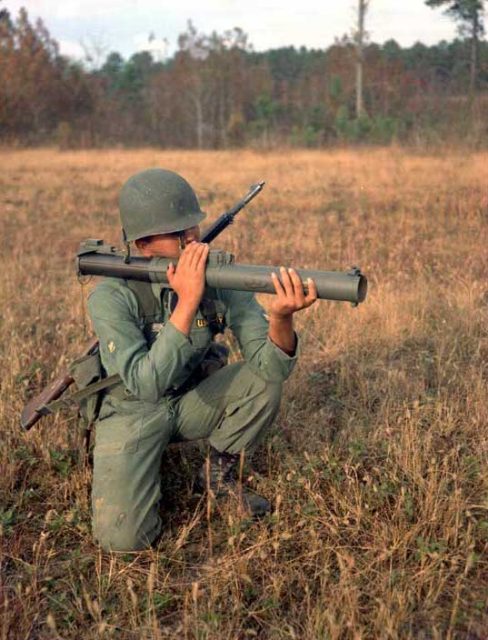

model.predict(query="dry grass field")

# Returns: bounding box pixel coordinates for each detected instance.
[0,148,487,639]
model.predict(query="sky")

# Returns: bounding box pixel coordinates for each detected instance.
[4,0,470,64]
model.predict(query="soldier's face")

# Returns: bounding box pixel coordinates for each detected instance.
[135,226,200,258]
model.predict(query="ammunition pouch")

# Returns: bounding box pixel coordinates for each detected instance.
[175,341,230,395]
[198,342,229,379]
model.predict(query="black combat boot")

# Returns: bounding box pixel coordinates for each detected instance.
[196,447,271,517]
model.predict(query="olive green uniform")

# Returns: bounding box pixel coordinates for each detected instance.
[88,279,299,551]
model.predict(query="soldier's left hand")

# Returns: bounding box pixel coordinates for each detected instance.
[269,267,318,318]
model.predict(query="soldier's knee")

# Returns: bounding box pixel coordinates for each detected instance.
[93,510,158,552]
[95,525,154,552]
[98,531,142,553]
[241,364,283,413]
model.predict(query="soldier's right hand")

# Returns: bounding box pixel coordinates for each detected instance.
[166,242,209,311]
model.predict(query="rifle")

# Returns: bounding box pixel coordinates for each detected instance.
[20,337,99,430]
[20,182,265,431]
[200,181,264,243]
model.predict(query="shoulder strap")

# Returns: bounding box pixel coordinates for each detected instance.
[38,374,122,415]
[126,280,161,320]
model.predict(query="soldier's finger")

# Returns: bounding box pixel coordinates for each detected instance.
[288,268,305,304]
[304,278,318,304]
[280,266,294,299]
[196,243,209,270]
[186,242,202,268]
[271,271,285,296]
[178,243,194,267]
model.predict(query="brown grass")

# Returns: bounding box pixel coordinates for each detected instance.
[0,147,487,639]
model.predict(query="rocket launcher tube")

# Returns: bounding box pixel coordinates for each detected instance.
[77,241,368,305]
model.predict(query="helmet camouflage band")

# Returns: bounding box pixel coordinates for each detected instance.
[119,168,206,242]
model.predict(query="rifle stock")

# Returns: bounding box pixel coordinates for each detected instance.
[20,337,99,431]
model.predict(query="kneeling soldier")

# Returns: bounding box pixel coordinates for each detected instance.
[88,168,317,551]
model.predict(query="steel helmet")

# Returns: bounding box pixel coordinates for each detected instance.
[119,168,206,242]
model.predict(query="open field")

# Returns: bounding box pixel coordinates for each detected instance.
[0,148,487,639]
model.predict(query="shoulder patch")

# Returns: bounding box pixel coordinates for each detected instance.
[107,340,116,353]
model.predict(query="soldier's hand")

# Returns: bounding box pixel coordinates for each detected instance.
[269,267,318,318]
[167,242,209,311]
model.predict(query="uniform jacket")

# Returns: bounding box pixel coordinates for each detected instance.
[87,279,299,406]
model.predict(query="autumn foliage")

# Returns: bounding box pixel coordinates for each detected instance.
[1,6,488,148]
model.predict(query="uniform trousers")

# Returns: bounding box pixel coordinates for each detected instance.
[91,362,282,551]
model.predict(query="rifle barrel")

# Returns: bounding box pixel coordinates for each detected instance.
[201,181,264,243]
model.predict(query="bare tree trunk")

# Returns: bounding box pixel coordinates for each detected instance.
[355,0,369,118]
[191,91,204,149]
[470,9,479,95]
[219,86,227,148]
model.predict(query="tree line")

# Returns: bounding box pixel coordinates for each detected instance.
[1,5,488,148]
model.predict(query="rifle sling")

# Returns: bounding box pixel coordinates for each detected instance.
[38,374,122,416]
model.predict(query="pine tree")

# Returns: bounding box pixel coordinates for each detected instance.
[425,0,485,93]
